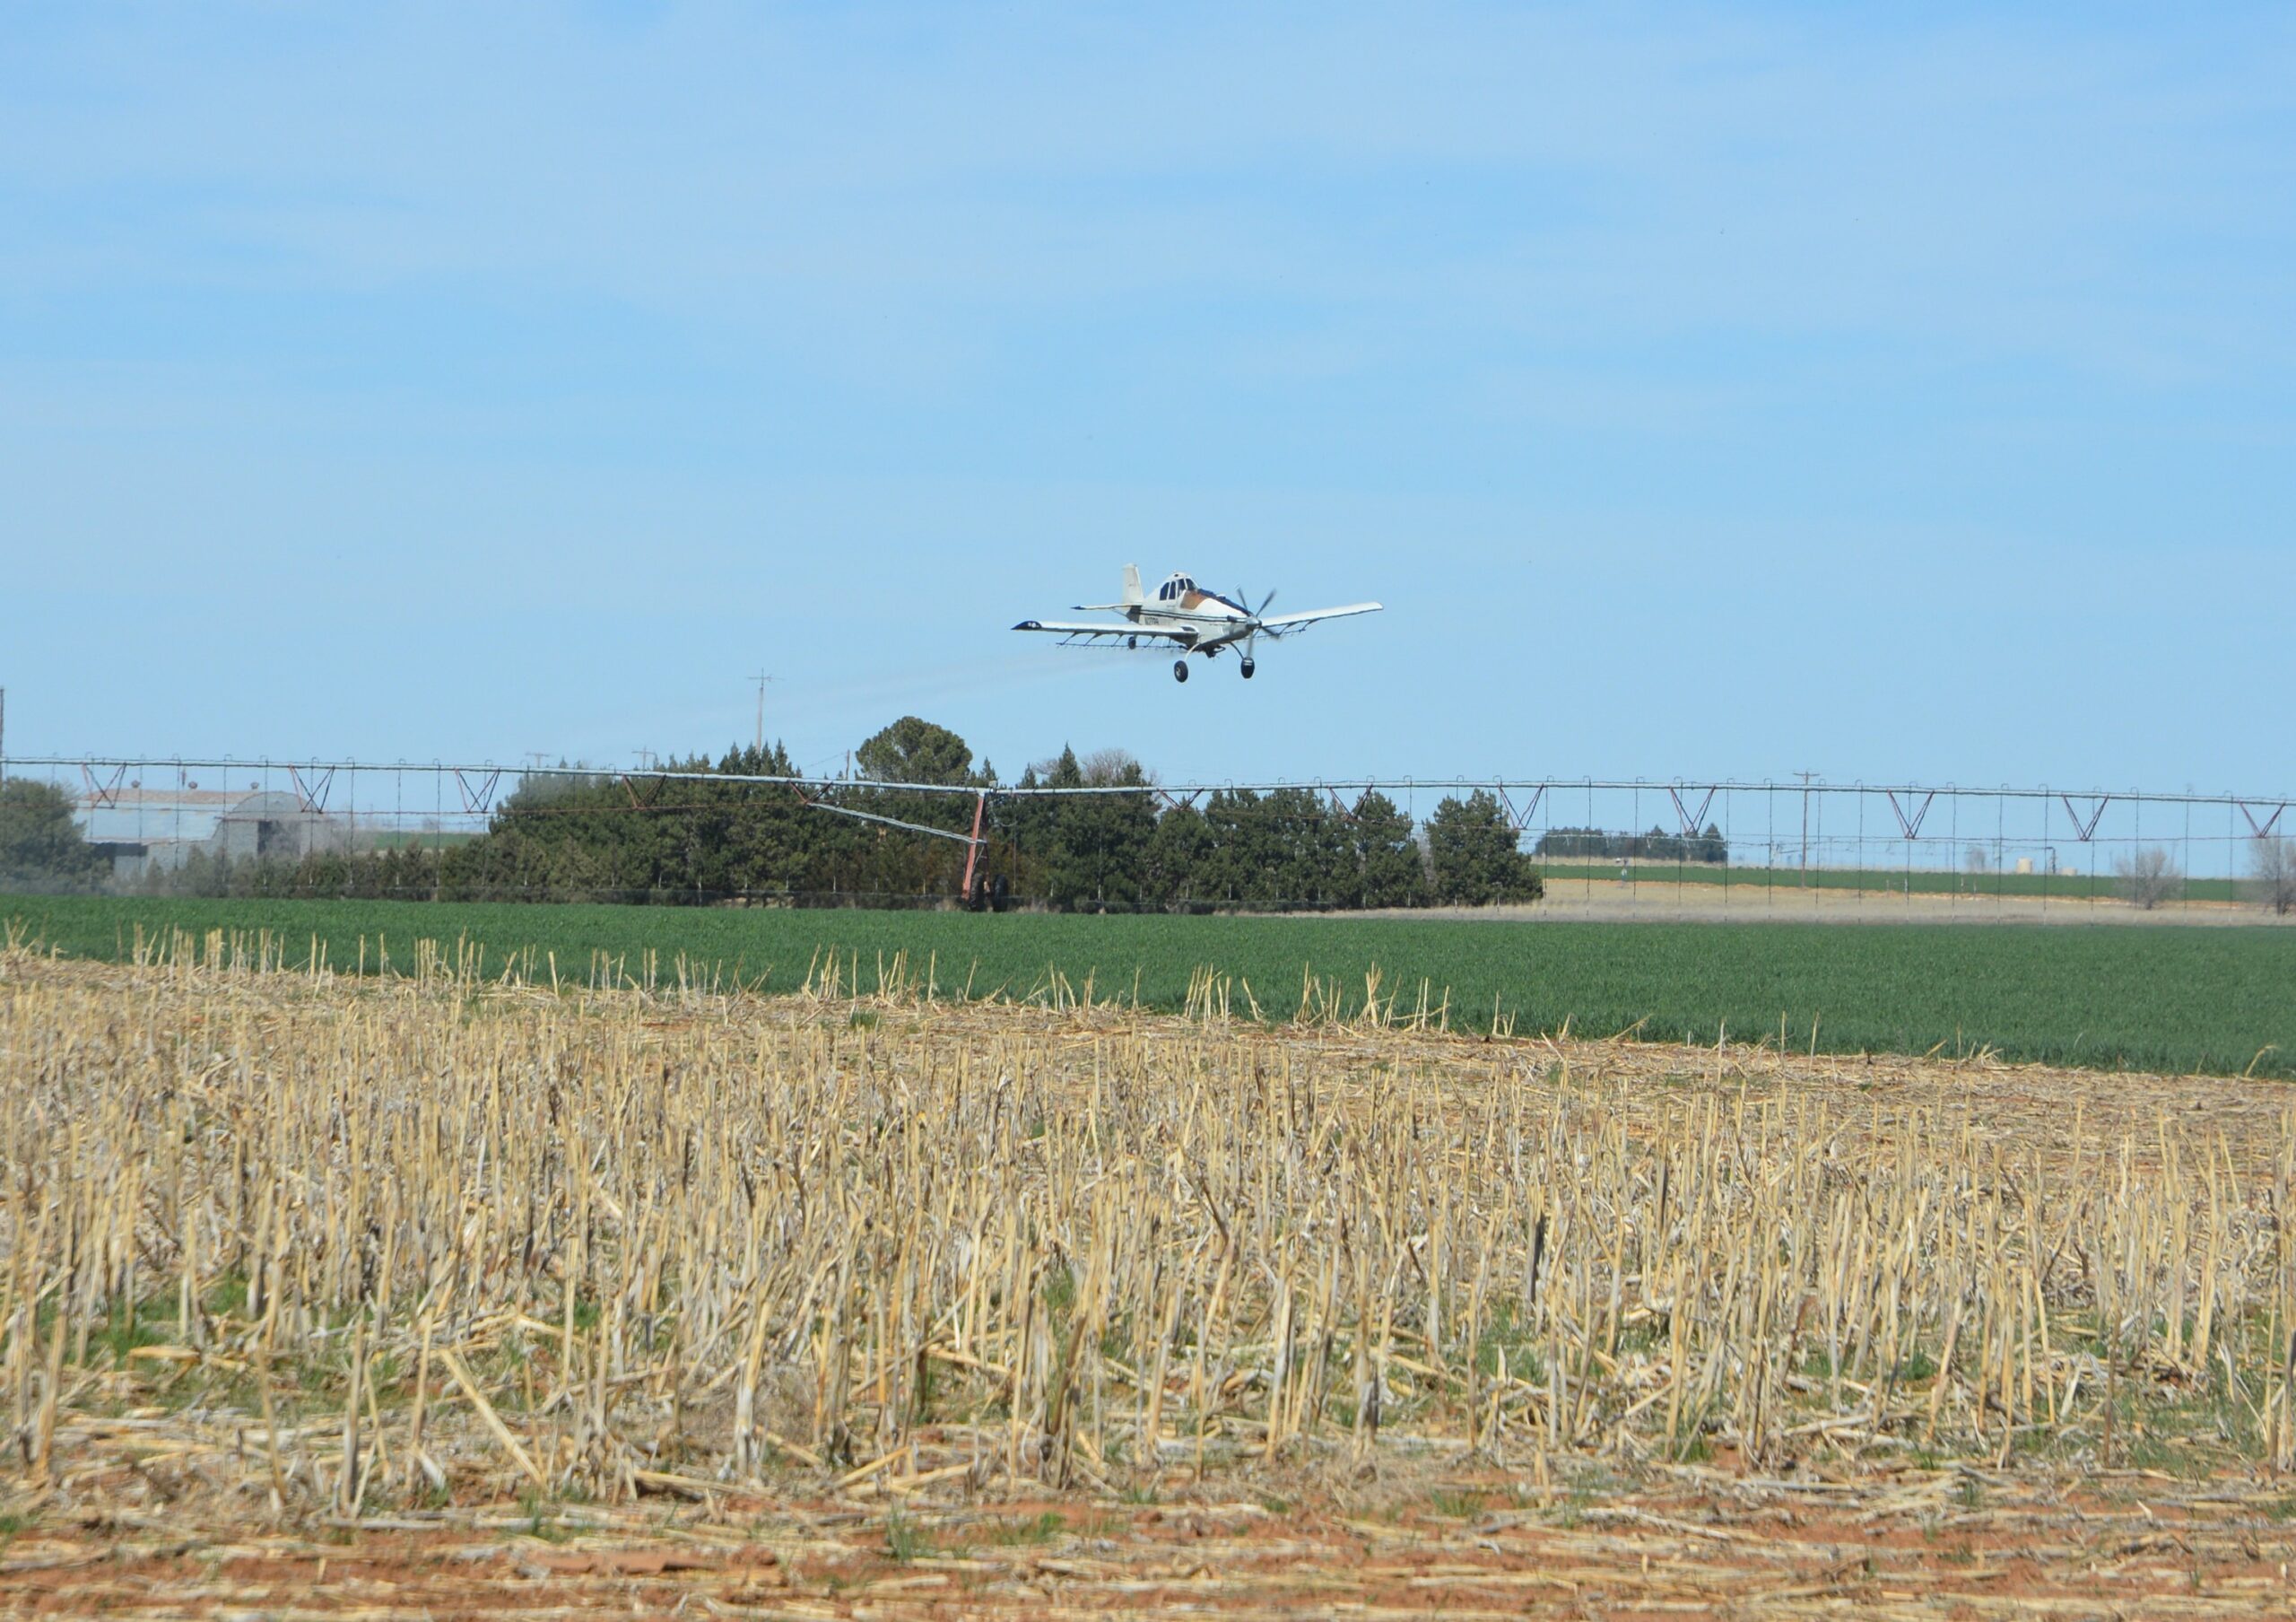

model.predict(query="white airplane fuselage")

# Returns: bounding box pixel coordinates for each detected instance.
[1121,573,1255,650]
[1012,564,1381,682]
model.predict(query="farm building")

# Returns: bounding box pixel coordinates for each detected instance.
[77,785,350,878]
[213,790,349,862]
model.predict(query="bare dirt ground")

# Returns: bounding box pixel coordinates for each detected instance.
[9,1471,2296,1619]
[1377,877,2293,926]
[7,949,2296,1618]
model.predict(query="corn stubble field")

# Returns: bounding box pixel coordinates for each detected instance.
[7,930,2296,1618]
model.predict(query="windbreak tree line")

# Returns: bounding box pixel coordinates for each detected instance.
[126,718,1545,911]
[1535,823,1730,864]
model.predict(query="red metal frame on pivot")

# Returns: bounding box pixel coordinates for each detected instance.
[959,792,988,898]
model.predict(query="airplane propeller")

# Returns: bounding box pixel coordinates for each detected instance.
[1235,587,1277,624]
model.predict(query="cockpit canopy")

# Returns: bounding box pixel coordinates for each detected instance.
[1156,573,1197,601]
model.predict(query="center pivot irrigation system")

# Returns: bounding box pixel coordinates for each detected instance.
[763,772,2296,910]
[12,754,2292,911]
[785,778,1012,911]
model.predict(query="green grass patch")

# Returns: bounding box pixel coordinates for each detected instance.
[884,1508,931,1561]
[7,894,2295,1077]
[979,1511,1065,1547]
[354,830,483,851]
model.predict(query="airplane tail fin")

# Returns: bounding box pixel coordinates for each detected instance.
[1121,563,1144,606]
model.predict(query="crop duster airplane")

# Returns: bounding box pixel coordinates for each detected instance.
[1013,565,1382,682]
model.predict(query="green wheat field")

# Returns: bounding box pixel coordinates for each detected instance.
[5,894,2292,1078]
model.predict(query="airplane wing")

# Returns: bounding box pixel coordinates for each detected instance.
[1013,619,1196,647]
[1255,602,1383,638]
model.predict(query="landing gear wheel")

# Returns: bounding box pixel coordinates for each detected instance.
[1172,659,1189,683]
[1239,658,1256,680]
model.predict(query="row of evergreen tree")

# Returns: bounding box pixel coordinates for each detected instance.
[1534,823,1730,864]
[144,718,1549,911]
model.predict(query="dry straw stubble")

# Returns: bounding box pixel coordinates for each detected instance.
[3,924,2294,1532]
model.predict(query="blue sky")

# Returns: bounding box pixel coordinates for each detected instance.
[4,4,2290,793]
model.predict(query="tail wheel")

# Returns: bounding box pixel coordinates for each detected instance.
[1172,659,1189,683]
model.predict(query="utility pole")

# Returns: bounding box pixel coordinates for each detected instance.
[751,672,776,755]
[1794,770,1819,886]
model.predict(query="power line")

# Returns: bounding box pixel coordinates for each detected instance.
[751,672,776,754]
[1794,769,1819,885]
